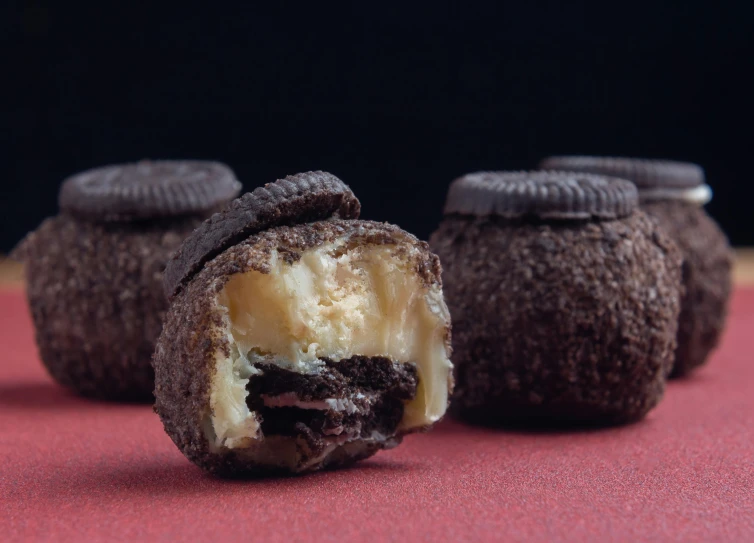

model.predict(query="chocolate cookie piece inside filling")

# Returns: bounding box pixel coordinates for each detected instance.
[247,357,418,452]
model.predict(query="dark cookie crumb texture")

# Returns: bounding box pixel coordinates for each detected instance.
[642,201,732,377]
[153,219,449,476]
[430,211,682,426]
[16,214,204,401]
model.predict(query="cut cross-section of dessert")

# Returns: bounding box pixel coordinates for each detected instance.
[154,173,453,476]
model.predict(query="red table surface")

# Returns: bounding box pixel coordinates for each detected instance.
[1,289,753,543]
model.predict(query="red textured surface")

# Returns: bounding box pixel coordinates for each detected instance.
[1,288,753,542]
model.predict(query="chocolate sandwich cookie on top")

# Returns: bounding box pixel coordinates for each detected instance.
[540,156,732,377]
[154,171,453,476]
[430,171,682,426]
[12,160,241,401]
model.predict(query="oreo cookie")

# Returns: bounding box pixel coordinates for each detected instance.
[153,172,452,476]
[539,156,704,191]
[12,160,241,401]
[430,171,682,426]
[444,170,638,219]
[59,160,241,221]
[164,170,360,298]
[540,156,732,377]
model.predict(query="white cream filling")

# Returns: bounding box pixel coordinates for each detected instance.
[207,239,452,451]
[639,184,712,205]
[260,392,366,415]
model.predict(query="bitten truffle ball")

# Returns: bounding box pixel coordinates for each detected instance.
[154,171,453,476]
[430,171,682,426]
[12,160,241,400]
[540,156,733,377]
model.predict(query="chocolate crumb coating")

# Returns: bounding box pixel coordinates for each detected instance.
[642,201,732,377]
[154,219,453,476]
[430,171,682,426]
[13,160,242,401]
[15,215,204,401]
[540,156,733,377]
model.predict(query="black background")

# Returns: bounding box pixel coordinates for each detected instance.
[3,1,753,252]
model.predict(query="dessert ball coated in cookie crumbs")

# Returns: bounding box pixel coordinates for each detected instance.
[430,171,682,426]
[13,160,241,401]
[541,156,732,377]
[154,171,453,476]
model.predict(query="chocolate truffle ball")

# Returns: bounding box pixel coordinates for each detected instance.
[540,156,733,377]
[154,171,453,476]
[430,171,682,426]
[12,160,241,401]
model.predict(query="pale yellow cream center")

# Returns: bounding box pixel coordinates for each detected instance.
[208,241,451,450]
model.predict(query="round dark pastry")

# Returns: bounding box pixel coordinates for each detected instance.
[430,171,682,426]
[12,160,242,401]
[540,156,733,377]
[153,172,453,476]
